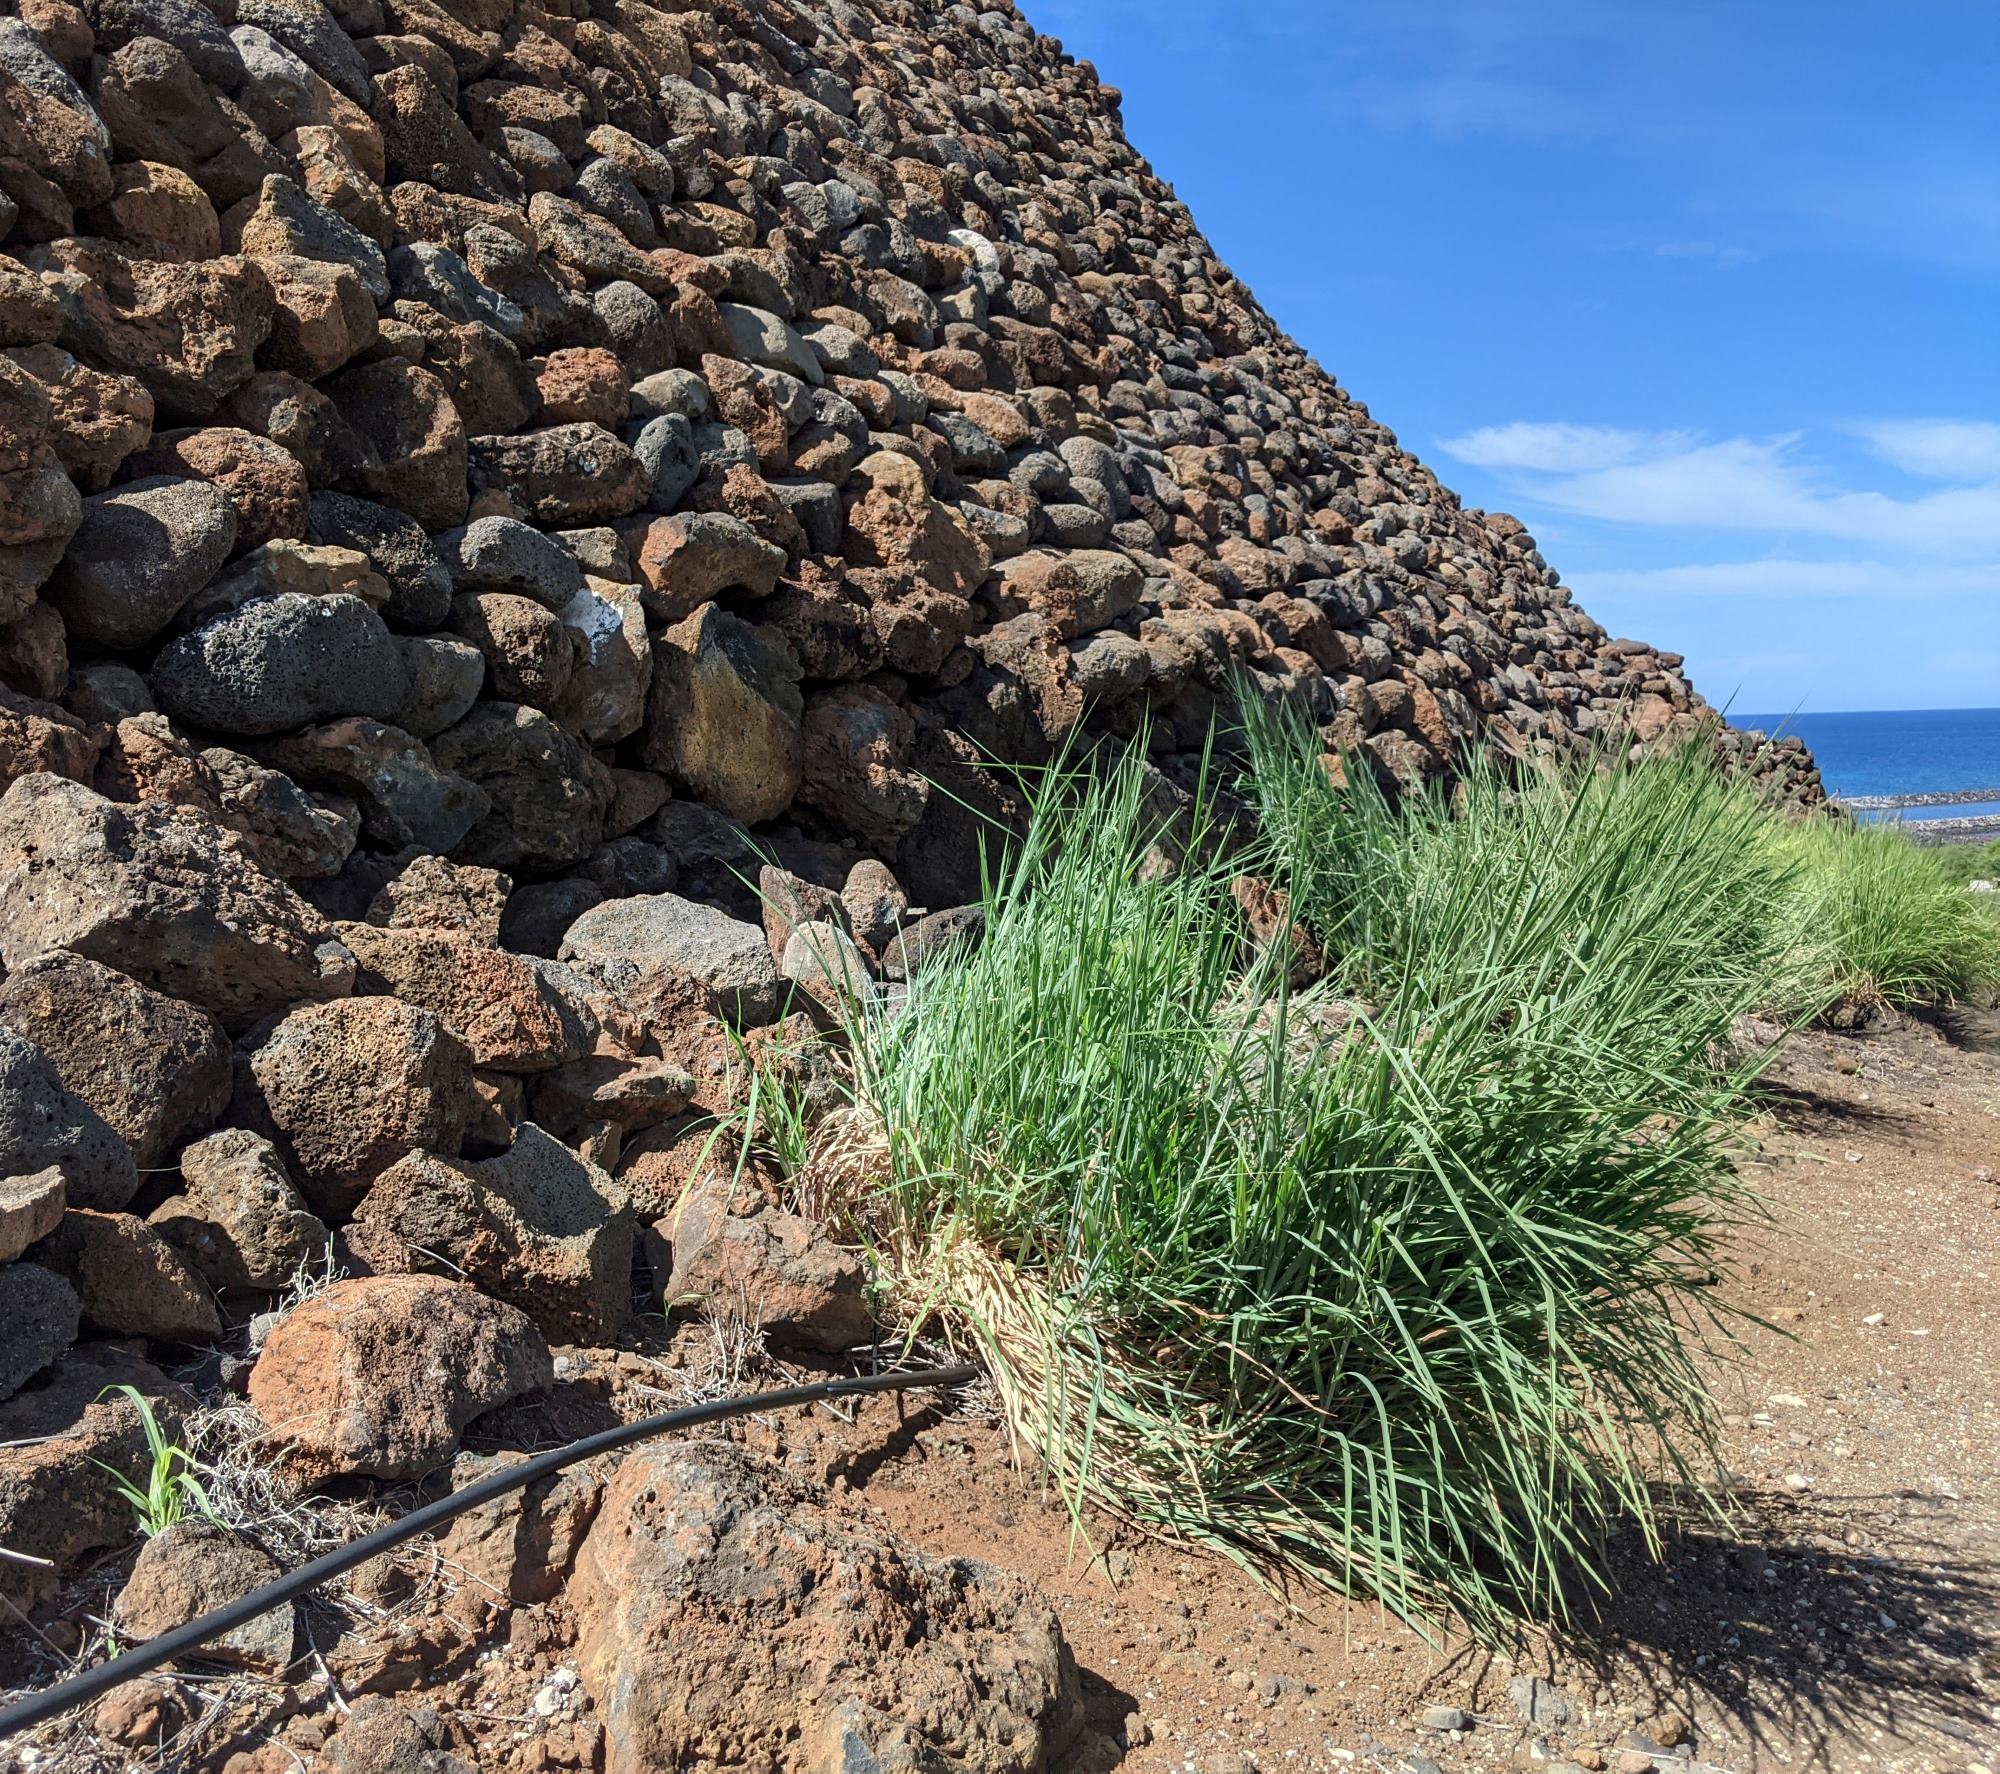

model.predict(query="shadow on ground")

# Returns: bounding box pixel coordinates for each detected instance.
[1557,1490,2000,1769]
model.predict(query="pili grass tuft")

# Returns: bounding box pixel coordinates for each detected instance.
[837,723,1796,1636]
[1761,816,2000,1014]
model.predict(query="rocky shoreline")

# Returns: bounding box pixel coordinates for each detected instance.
[1837,786,2000,810]
[1833,789,2000,844]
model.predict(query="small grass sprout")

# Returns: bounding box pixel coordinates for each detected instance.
[93,1385,216,1538]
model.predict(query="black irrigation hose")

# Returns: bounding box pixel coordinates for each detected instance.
[0,1363,978,1742]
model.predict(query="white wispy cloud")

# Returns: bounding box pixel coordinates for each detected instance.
[1577,559,1999,599]
[1436,422,2000,555]
[1854,420,2000,482]
[1441,422,1701,473]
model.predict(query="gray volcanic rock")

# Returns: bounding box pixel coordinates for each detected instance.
[44,476,237,649]
[306,491,453,632]
[561,893,781,1028]
[257,719,488,852]
[393,635,487,740]
[432,702,611,876]
[440,516,582,611]
[0,1169,66,1265]
[0,1265,80,1406]
[0,1027,137,1210]
[148,1128,328,1293]
[150,592,408,736]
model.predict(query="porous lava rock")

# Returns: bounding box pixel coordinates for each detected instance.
[649,1176,870,1353]
[147,1127,328,1293]
[247,1274,551,1485]
[352,1124,632,1343]
[570,1439,1083,1774]
[233,994,472,1219]
[0,950,231,1170]
[0,774,354,1028]
[114,1521,296,1674]
[0,1023,138,1210]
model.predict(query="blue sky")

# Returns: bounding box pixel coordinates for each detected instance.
[1028,0,2000,714]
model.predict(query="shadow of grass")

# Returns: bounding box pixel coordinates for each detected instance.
[1553,1487,1999,1770]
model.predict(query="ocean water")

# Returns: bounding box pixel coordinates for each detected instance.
[1737,707,2000,808]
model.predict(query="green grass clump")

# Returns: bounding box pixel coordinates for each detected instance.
[839,727,1790,1636]
[1925,835,2000,888]
[1761,817,2000,1013]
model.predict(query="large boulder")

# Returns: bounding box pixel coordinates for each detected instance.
[42,474,238,649]
[234,996,472,1219]
[147,1128,328,1293]
[0,952,230,1171]
[150,592,408,737]
[0,774,354,1028]
[560,893,781,1028]
[642,602,802,826]
[247,1275,551,1484]
[842,447,990,598]
[0,1026,139,1210]
[353,1125,632,1343]
[552,580,650,745]
[571,1440,1082,1774]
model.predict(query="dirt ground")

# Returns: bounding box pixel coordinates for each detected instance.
[769,1017,1997,1774]
[7,1021,1996,1774]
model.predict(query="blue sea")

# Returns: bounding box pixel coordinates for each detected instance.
[1736,707,2000,820]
